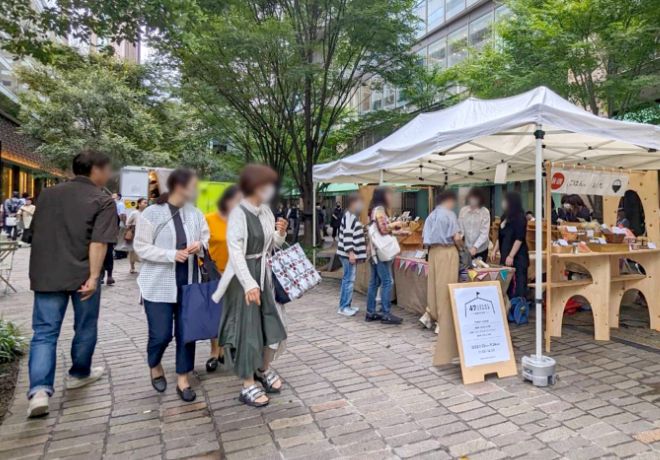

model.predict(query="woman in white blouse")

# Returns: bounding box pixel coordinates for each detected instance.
[458,188,491,261]
[212,164,288,408]
[134,169,209,402]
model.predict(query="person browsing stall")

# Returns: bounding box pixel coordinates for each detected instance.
[204,185,242,373]
[365,187,403,325]
[458,187,490,261]
[491,192,529,299]
[336,193,367,317]
[422,191,462,362]
[134,169,210,402]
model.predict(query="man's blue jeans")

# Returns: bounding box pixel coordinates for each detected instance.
[28,289,101,398]
[338,256,356,310]
[366,260,393,315]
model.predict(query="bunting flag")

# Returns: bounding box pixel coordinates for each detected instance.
[405,260,413,270]
[418,264,424,275]
[489,271,499,281]
[424,265,429,276]
[476,272,489,281]
[500,270,508,281]
[468,270,478,281]
[399,259,406,269]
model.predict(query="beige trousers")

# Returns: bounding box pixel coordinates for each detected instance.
[427,245,459,365]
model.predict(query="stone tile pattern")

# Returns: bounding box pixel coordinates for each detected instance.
[0,251,659,460]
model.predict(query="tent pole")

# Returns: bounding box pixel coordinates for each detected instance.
[379,170,384,185]
[312,182,317,266]
[521,124,557,387]
[534,126,544,359]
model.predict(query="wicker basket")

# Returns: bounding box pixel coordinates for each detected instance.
[604,233,625,244]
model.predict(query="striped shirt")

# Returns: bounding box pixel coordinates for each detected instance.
[336,211,367,260]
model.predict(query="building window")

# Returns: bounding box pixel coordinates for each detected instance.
[428,38,447,70]
[495,4,512,19]
[466,0,480,6]
[383,84,396,109]
[469,12,493,50]
[370,85,383,111]
[414,1,427,38]
[428,0,445,30]
[416,47,428,67]
[446,0,465,20]
[448,26,468,67]
[359,84,371,114]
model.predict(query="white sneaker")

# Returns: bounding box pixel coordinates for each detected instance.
[434,323,440,334]
[27,390,49,418]
[65,366,105,390]
[337,307,358,317]
[419,312,433,329]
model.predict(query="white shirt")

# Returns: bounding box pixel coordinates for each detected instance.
[458,206,491,253]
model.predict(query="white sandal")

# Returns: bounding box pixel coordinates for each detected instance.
[239,384,269,407]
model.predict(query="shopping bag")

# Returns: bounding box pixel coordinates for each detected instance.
[181,278,222,344]
[268,243,321,302]
[181,251,222,344]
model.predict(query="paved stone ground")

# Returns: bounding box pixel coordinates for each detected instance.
[1,249,659,460]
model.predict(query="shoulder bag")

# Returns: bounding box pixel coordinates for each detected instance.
[368,222,400,262]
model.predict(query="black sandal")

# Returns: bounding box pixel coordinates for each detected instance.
[255,368,283,394]
[239,384,269,407]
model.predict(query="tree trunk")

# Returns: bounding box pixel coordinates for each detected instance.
[301,176,314,247]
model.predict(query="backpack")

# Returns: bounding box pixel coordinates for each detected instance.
[508,297,529,325]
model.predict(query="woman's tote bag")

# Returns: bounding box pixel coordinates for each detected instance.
[268,243,321,303]
[368,223,400,262]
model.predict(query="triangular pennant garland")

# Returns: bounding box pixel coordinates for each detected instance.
[468,270,478,281]
[489,271,499,281]
[477,272,488,281]
[500,270,508,281]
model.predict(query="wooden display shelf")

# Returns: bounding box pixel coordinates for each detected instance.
[610,274,647,283]
[529,279,593,289]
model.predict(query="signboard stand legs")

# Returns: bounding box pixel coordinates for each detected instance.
[522,125,557,387]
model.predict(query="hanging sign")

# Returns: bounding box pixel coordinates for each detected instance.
[550,168,628,196]
[448,281,517,384]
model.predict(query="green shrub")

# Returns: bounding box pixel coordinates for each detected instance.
[0,319,26,364]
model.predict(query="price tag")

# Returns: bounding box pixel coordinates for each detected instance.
[557,239,569,246]
[648,242,657,249]
[565,226,578,233]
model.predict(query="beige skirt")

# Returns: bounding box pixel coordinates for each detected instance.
[427,245,459,366]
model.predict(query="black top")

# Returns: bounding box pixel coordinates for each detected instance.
[168,204,189,288]
[498,216,529,266]
[29,176,118,292]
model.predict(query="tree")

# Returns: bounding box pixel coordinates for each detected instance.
[17,52,171,169]
[152,0,417,243]
[452,0,660,117]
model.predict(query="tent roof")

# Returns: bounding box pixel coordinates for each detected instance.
[313,87,660,185]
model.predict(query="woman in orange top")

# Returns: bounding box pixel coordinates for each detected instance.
[205,185,242,372]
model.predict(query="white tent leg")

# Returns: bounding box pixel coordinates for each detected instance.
[521,124,557,387]
[312,182,317,266]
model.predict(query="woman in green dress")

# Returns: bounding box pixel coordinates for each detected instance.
[211,164,288,407]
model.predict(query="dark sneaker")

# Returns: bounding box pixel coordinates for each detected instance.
[381,314,403,325]
[106,277,115,286]
[365,312,383,322]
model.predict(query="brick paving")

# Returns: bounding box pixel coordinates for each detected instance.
[0,250,659,459]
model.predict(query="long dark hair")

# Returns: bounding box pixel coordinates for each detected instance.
[217,184,240,215]
[156,168,196,205]
[369,186,391,219]
[503,191,525,221]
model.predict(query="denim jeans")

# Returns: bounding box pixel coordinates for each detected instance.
[144,299,195,375]
[366,260,393,315]
[28,289,101,398]
[338,256,357,310]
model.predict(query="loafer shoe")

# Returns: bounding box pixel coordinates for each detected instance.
[151,375,167,393]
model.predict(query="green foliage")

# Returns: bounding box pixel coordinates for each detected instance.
[452,0,660,117]
[0,319,26,364]
[615,104,660,125]
[17,52,171,169]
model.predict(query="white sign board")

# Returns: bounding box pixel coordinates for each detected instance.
[550,168,628,197]
[448,281,517,384]
[453,284,510,367]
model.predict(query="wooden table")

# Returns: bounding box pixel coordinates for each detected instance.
[532,249,660,349]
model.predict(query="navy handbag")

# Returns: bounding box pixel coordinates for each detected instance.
[181,251,223,344]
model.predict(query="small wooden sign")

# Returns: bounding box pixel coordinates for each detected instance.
[448,281,517,385]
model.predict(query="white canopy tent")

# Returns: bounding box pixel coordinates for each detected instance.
[312,86,660,385]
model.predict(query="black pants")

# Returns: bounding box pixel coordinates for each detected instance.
[103,243,114,278]
[6,226,17,241]
[144,298,195,374]
[21,228,33,244]
[332,226,339,238]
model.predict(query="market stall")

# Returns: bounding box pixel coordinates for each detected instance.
[313,86,660,386]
